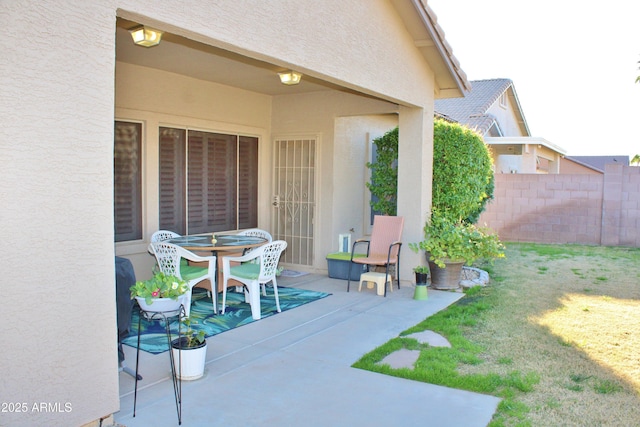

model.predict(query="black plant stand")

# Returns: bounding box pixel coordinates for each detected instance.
[133,305,184,425]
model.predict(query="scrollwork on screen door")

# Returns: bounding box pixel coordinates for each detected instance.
[273,138,316,265]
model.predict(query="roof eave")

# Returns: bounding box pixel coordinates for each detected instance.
[392,0,471,99]
[485,136,568,156]
[418,0,471,97]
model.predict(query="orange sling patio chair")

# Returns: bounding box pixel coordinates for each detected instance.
[347,215,404,297]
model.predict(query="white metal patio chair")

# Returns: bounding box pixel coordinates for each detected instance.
[237,228,273,294]
[221,240,287,320]
[237,228,273,243]
[148,229,183,276]
[150,242,217,317]
[150,230,181,243]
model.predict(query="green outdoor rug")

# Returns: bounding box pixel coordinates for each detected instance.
[122,286,330,354]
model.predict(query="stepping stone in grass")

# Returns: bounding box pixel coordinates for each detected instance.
[406,330,451,348]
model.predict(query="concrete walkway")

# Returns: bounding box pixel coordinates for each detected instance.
[115,274,500,426]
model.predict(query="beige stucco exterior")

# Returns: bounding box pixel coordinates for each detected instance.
[487,91,566,175]
[486,88,527,137]
[437,79,567,176]
[482,89,565,174]
[488,137,566,174]
[1,1,467,425]
[559,157,603,174]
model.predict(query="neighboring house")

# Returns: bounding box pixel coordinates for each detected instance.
[2,1,470,426]
[561,155,630,174]
[435,78,567,174]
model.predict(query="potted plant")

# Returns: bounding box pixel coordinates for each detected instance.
[129,272,189,314]
[412,265,429,300]
[171,316,207,380]
[413,265,430,285]
[410,213,505,290]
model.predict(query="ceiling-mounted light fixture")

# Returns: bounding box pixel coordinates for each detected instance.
[278,71,302,85]
[129,25,164,47]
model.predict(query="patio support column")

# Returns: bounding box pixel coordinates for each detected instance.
[396,105,433,282]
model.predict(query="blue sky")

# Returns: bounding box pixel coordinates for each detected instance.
[428,0,640,157]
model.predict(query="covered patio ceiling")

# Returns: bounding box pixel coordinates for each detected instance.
[116,18,367,98]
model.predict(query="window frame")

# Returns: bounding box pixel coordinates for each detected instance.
[499,92,508,109]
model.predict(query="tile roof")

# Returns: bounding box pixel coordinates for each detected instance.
[435,79,511,121]
[434,78,529,135]
[466,114,502,135]
[566,156,630,172]
[420,1,472,94]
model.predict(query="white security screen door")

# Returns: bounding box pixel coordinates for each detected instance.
[272,137,316,265]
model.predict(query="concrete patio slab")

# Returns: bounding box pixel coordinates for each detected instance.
[114,274,500,426]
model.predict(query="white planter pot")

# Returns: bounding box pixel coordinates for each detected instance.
[135,294,186,315]
[171,338,207,381]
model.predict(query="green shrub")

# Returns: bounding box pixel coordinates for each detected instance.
[366,127,398,216]
[432,119,494,223]
[365,120,496,227]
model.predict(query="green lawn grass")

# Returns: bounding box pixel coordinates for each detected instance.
[352,243,640,426]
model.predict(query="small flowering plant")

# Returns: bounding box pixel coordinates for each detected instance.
[130,272,188,305]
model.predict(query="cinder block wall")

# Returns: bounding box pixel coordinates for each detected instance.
[601,165,640,246]
[478,166,640,247]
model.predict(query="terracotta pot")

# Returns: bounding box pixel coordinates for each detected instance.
[428,260,464,290]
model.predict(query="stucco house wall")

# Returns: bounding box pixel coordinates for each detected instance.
[333,114,400,239]
[3,1,464,425]
[560,157,603,174]
[494,155,523,174]
[517,144,561,174]
[491,138,564,175]
[485,93,526,137]
[2,2,120,426]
